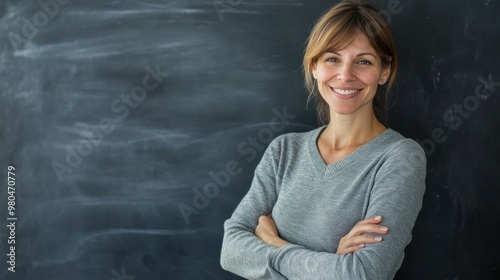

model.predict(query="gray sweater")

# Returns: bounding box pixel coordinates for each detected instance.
[221,126,427,280]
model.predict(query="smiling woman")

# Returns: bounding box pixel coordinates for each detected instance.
[303,0,397,126]
[313,33,389,126]
[220,0,426,279]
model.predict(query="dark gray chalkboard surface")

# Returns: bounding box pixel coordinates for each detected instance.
[0,0,499,279]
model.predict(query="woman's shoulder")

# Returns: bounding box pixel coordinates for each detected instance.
[380,128,427,166]
[384,129,424,152]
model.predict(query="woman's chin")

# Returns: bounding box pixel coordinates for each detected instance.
[328,106,359,116]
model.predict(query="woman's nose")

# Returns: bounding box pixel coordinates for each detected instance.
[337,63,355,82]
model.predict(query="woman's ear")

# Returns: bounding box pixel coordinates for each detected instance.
[312,62,318,79]
[379,59,392,85]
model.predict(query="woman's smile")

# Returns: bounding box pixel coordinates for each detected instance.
[330,87,363,99]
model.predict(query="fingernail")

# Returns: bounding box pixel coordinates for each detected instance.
[380,226,388,231]
[359,244,365,248]
[375,216,382,220]
[374,236,383,241]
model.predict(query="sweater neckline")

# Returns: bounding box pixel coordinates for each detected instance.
[308,126,394,175]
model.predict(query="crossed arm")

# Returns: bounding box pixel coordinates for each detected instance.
[256,214,389,254]
[221,139,426,279]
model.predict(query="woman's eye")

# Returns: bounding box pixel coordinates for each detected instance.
[326,57,339,63]
[358,60,372,65]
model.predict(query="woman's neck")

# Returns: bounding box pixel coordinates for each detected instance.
[322,110,387,151]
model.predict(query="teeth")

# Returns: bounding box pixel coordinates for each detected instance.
[333,88,360,95]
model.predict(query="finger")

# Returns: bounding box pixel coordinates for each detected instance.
[340,235,384,251]
[338,243,366,254]
[350,235,384,247]
[344,223,389,239]
[356,216,383,225]
[337,239,374,254]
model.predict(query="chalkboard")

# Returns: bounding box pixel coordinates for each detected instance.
[0,0,498,279]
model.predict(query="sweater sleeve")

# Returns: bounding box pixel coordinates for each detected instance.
[220,138,285,279]
[268,139,427,280]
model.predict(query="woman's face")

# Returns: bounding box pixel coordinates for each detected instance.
[312,32,391,118]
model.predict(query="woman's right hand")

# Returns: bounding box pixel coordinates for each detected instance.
[336,216,389,254]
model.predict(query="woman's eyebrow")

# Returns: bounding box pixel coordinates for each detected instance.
[357,52,377,58]
[325,51,341,56]
[325,51,377,58]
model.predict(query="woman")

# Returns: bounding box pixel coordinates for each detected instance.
[220,0,426,279]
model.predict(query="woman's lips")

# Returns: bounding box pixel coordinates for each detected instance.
[330,87,362,99]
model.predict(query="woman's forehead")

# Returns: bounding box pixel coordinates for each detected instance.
[324,32,377,55]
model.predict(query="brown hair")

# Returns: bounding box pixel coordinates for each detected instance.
[303,0,398,126]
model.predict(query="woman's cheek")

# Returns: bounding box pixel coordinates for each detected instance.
[316,67,336,82]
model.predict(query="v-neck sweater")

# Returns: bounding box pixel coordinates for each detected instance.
[221,126,427,280]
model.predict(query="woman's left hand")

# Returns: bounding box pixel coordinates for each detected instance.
[255,215,289,248]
